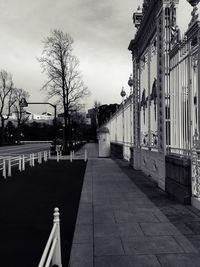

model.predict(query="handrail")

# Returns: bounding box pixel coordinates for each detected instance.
[38,207,62,267]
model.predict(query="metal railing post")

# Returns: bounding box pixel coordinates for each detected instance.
[19,156,22,172]
[48,150,51,159]
[22,155,25,171]
[30,154,32,167]
[57,150,59,162]
[70,151,73,162]
[52,207,62,267]
[8,158,11,177]
[32,153,35,167]
[3,159,6,178]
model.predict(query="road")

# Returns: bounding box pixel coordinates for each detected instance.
[0,143,51,157]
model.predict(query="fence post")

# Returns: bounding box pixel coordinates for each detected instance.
[70,151,73,163]
[57,150,59,162]
[52,207,62,267]
[32,153,35,167]
[48,150,51,159]
[3,159,6,178]
[22,155,25,171]
[72,150,75,159]
[84,149,87,162]
[39,152,42,164]
[45,151,48,161]
[8,158,11,177]
[19,156,22,172]
[30,154,32,167]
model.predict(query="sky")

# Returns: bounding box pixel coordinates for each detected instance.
[0,0,194,114]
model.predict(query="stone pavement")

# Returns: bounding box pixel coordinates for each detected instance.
[69,144,200,267]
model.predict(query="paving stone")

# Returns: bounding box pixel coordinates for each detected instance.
[94,210,116,224]
[114,210,159,223]
[95,255,161,267]
[139,222,180,236]
[94,223,119,238]
[172,221,194,235]
[80,191,92,203]
[187,235,200,252]
[173,235,198,253]
[152,209,169,222]
[184,221,200,234]
[70,243,93,267]
[122,191,147,200]
[73,224,93,243]
[122,236,184,254]
[94,237,125,256]
[128,198,155,208]
[76,203,92,225]
[117,222,144,237]
[157,254,200,267]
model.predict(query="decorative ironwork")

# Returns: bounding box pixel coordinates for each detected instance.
[141,89,148,124]
[150,130,158,147]
[192,130,200,198]
[141,131,149,146]
[150,78,157,120]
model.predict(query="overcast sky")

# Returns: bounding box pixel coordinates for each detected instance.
[0,0,193,114]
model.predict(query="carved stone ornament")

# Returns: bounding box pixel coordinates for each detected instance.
[187,0,200,7]
[187,0,200,26]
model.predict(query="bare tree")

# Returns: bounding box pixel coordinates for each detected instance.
[38,29,90,152]
[12,88,30,142]
[0,70,16,144]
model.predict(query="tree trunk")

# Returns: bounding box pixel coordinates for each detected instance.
[0,117,5,145]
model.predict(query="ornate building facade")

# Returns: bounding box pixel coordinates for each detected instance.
[102,0,200,209]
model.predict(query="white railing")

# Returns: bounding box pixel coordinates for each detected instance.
[55,148,88,162]
[20,141,52,144]
[38,207,62,267]
[1,150,51,178]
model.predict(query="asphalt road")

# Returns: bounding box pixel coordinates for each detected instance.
[0,143,51,157]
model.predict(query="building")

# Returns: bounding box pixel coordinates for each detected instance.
[102,0,200,209]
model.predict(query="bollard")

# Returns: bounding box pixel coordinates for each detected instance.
[52,207,62,267]
[3,159,6,178]
[22,155,25,171]
[70,151,73,163]
[8,158,11,177]
[18,156,22,172]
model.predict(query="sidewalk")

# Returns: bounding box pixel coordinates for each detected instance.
[69,144,200,267]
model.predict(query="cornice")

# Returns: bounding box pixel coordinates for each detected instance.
[129,0,161,57]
